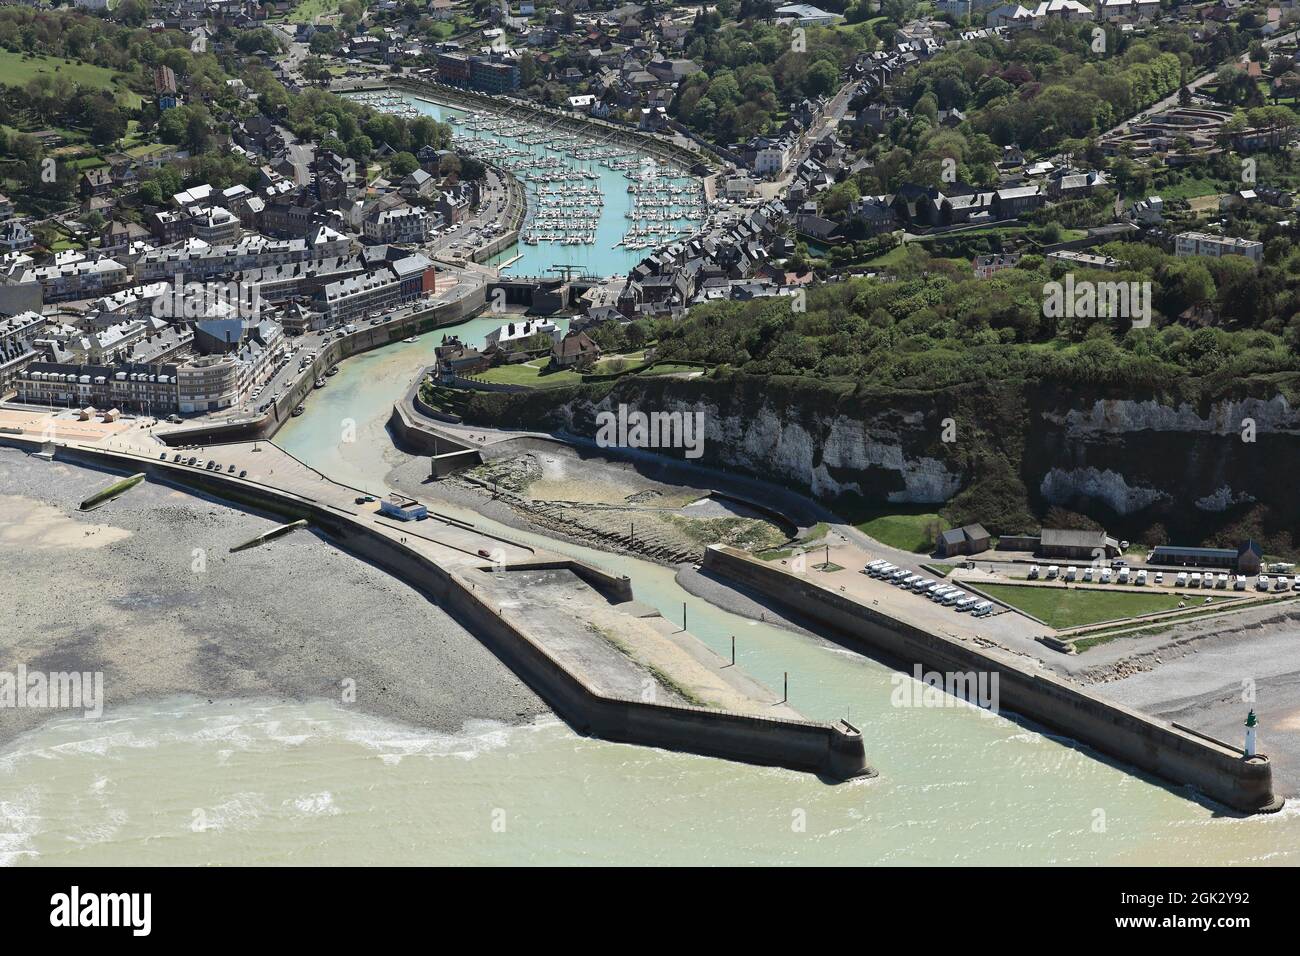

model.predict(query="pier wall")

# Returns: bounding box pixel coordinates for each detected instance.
[10,437,868,782]
[701,545,1280,814]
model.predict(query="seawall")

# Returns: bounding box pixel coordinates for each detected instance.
[5,436,870,782]
[702,545,1282,814]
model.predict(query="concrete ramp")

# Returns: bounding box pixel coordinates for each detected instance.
[230,519,309,553]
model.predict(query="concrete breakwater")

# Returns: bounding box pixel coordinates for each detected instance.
[702,545,1282,814]
[6,435,870,782]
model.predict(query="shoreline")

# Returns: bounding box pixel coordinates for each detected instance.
[0,447,548,753]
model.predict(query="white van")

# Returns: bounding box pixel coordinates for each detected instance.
[1233,575,1247,591]
[1065,566,1078,582]
[971,601,994,617]
[1190,573,1202,588]
[1046,565,1060,580]
[955,597,978,611]
[1083,567,1095,582]
[1135,569,1147,586]
[1117,568,1130,584]
[1257,575,1270,591]
[1100,568,1112,584]
[941,590,966,606]
[1216,573,1229,589]
[1176,571,1189,587]
[931,586,956,602]
[1028,565,1040,580]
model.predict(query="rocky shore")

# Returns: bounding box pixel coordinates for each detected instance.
[0,447,546,749]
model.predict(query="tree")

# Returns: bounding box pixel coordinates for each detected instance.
[390,151,418,176]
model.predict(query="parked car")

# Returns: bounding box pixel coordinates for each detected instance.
[1065,566,1078,582]
[1083,567,1095,582]
[1257,576,1270,591]
[1117,568,1131,584]
[1176,572,1189,587]
[1135,570,1147,586]
[1233,575,1247,591]
[1154,571,1164,585]
[1216,573,1229,589]
[1046,565,1060,580]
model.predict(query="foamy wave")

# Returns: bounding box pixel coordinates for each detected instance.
[341,714,561,765]
[190,792,267,833]
[0,788,41,866]
[287,791,340,817]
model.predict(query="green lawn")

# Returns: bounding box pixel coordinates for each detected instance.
[288,0,343,23]
[980,584,1191,630]
[852,509,949,553]
[474,360,582,388]
[639,363,703,376]
[0,51,143,108]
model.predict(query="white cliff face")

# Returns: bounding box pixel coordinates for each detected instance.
[1194,485,1257,513]
[1040,467,1170,515]
[573,395,962,502]
[1046,395,1300,437]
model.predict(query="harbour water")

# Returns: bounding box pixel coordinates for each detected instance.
[5,326,1300,864]
[349,90,707,278]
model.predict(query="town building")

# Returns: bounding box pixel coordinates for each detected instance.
[936,523,991,558]
[1174,232,1264,265]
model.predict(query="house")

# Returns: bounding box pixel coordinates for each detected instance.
[1149,541,1262,573]
[1131,195,1164,224]
[972,253,1020,278]
[936,523,990,558]
[80,169,113,199]
[991,185,1043,219]
[1038,528,1121,560]
[551,330,601,369]
[155,65,178,110]
[0,221,34,252]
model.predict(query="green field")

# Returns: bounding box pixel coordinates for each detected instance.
[980,584,1190,630]
[0,51,143,108]
[851,509,948,553]
[474,359,582,388]
[287,0,344,23]
[474,352,663,388]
